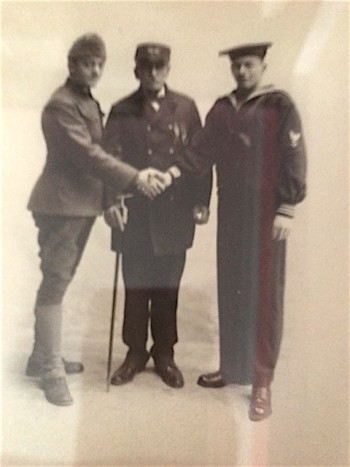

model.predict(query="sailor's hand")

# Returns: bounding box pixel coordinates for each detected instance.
[272,215,293,241]
[163,166,181,189]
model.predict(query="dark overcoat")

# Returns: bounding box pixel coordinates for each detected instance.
[103,87,212,256]
[28,78,137,216]
[176,86,307,384]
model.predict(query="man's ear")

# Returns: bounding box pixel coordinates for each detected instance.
[68,57,75,76]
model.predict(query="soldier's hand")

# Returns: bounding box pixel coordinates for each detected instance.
[136,168,167,199]
[193,205,210,225]
[103,205,126,231]
[272,215,293,241]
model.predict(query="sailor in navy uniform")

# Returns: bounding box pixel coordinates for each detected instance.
[164,42,307,420]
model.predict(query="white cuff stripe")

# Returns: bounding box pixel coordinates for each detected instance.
[277,204,296,218]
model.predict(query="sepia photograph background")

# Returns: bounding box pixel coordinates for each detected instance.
[1,1,349,466]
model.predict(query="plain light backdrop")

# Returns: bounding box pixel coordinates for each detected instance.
[1,1,349,465]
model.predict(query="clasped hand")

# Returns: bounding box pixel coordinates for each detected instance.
[136,168,172,199]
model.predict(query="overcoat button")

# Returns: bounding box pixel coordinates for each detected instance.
[147,149,153,155]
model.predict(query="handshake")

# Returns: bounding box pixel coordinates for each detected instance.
[135,167,173,199]
[104,167,173,232]
[104,166,210,231]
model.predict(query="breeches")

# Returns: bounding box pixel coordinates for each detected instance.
[33,214,95,306]
[122,246,186,358]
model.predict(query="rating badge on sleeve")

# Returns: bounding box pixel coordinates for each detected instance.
[288,130,301,148]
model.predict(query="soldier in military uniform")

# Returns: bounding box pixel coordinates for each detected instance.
[27,34,167,406]
[103,43,212,389]
[163,42,307,420]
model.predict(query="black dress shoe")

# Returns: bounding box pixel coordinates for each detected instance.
[26,356,84,377]
[249,386,272,422]
[197,370,226,388]
[111,357,148,386]
[41,376,73,406]
[154,361,184,388]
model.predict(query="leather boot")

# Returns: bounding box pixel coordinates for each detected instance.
[41,376,73,406]
[33,304,65,378]
[34,304,75,405]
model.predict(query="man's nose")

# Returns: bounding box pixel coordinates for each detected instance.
[93,64,102,75]
[150,66,158,77]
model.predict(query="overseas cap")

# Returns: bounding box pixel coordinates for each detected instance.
[68,33,106,60]
[135,43,171,65]
[219,42,272,60]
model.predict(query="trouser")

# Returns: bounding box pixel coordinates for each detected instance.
[254,240,286,387]
[30,213,95,377]
[218,239,286,386]
[122,247,186,362]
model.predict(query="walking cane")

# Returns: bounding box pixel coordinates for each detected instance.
[106,195,130,392]
[106,251,120,392]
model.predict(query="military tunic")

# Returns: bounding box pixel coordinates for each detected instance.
[176,85,307,385]
[28,78,137,217]
[28,78,138,305]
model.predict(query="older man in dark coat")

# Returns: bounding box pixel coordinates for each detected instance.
[164,42,307,420]
[27,34,165,406]
[103,43,212,389]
